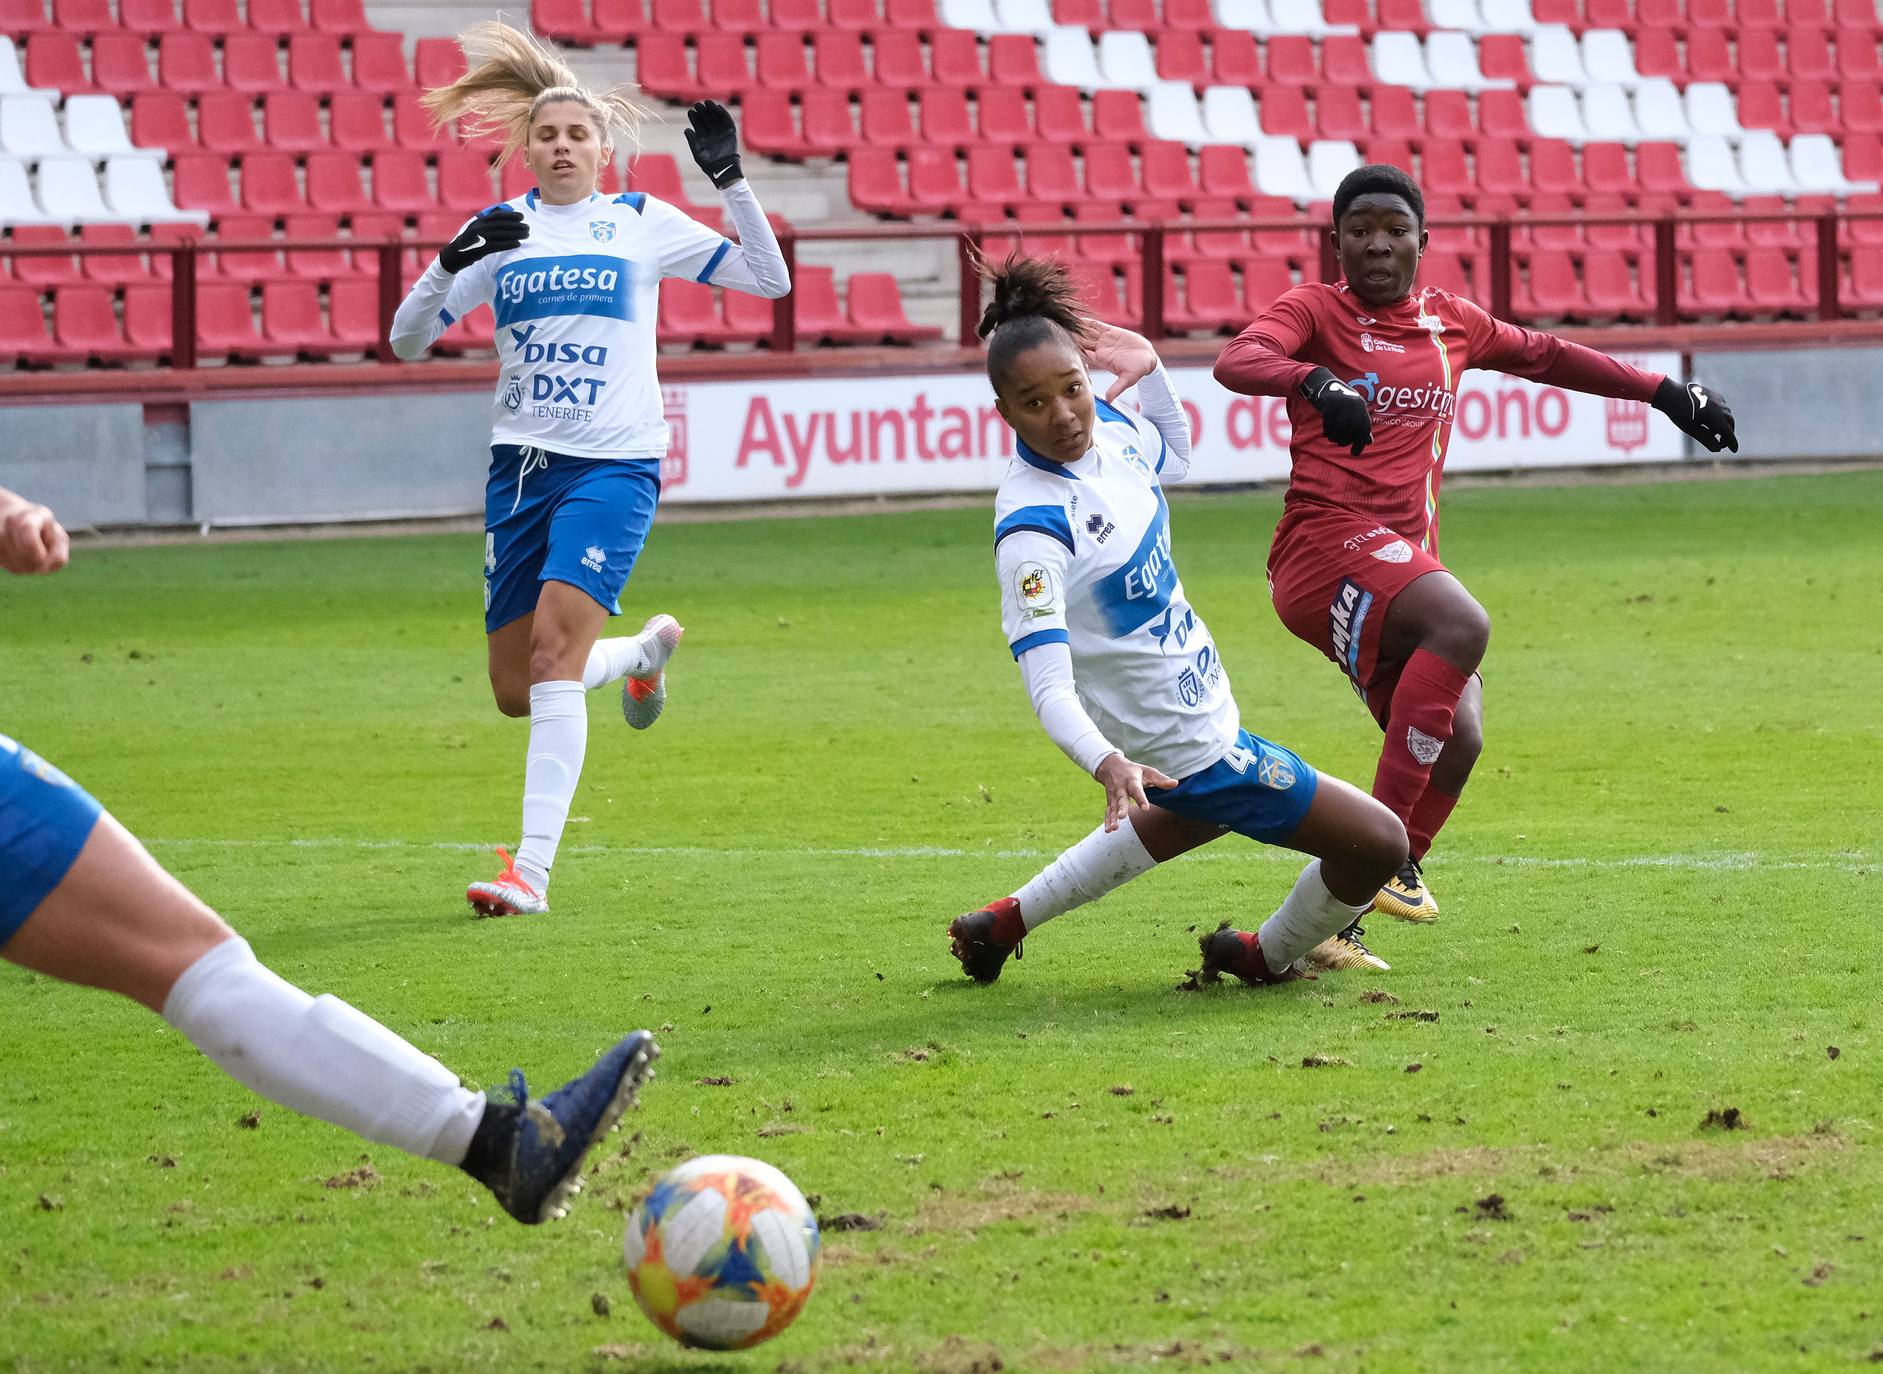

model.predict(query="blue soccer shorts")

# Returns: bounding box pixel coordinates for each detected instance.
[1153,730,1319,845]
[483,445,663,634]
[0,733,104,948]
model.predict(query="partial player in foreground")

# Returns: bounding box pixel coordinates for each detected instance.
[1,486,656,1222]
[1214,164,1737,937]
[393,23,791,916]
[947,257,1408,987]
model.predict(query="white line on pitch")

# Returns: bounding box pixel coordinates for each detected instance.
[139,837,1875,873]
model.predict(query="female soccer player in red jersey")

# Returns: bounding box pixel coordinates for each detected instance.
[1213,164,1738,931]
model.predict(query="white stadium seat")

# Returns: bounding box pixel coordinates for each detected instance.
[0,95,68,160]
[1526,86,1589,141]
[1477,0,1542,34]
[34,155,112,223]
[0,155,56,223]
[991,0,1059,34]
[1632,80,1692,142]
[1095,31,1158,88]
[1211,0,1276,33]
[1684,82,1744,140]
[1267,0,1356,35]
[1528,25,1587,86]
[1790,133,1876,194]
[63,95,156,159]
[1201,85,1262,144]
[1737,131,1801,194]
[1426,32,1509,90]
[1684,134,1749,195]
[938,0,1000,30]
[104,154,208,224]
[1041,28,1105,86]
[1580,84,1641,142]
[0,37,55,97]
[1251,135,1314,200]
[1427,0,1486,33]
[1371,32,1435,89]
[1580,29,1644,88]
[1307,139,1361,197]
[1146,83,1211,144]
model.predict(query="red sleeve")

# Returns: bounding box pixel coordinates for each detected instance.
[1212,285,1323,397]
[1457,294,1663,400]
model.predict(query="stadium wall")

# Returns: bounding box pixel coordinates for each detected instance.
[0,347,1860,528]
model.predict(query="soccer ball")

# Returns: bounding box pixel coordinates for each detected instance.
[622,1154,821,1350]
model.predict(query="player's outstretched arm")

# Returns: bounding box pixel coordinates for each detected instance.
[388,209,527,359]
[0,485,70,575]
[1084,320,1193,478]
[683,100,790,299]
[1650,376,1738,453]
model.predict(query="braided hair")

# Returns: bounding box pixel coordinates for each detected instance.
[975,252,1092,394]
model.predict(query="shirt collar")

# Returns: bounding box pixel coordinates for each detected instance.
[1015,435,1093,479]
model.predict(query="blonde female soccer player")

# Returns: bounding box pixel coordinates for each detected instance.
[0,485,656,1223]
[947,258,1409,986]
[393,23,790,916]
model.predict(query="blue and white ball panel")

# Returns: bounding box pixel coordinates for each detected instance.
[1153,729,1319,845]
[0,734,104,946]
[483,446,662,633]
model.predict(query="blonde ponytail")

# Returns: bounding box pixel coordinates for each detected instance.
[421,20,649,166]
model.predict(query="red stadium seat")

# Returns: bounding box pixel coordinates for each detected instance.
[224,32,289,93]
[1847,243,1883,306]
[311,0,370,33]
[533,0,596,40]
[827,0,880,29]
[79,223,148,285]
[1321,0,1370,29]
[436,149,496,210]
[632,34,695,101]
[260,91,326,153]
[1842,81,1883,135]
[1210,30,1260,86]
[282,212,351,279]
[590,0,646,33]
[1110,0,1155,28]
[741,89,805,158]
[393,95,454,153]
[1744,245,1806,312]
[1789,83,1836,136]
[210,214,280,281]
[799,89,856,155]
[305,151,372,214]
[332,92,391,152]
[1835,30,1881,81]
[261,279,334,354]
[967,89,1024,148]
[1034,87,1087,143]
[786,264,853,343]
[1265,35,1315,86]
[1743,194,1806,247]
[194,282,264,358]
[1583,254,1648,320]
[1686,30,1733,85]
[714,283,773,345]
[0,0,55,33]
[1530,140,1581,197]
[1248,193,1311,259]
[1688,0,1731,27]
[1420,142,1469,191]
[26,32,96,92]
[1374,0,1428,35]
[1476,90,1529,144]
[1789,28,1836,83]
[1091,90,1147,146]
[1476,35,1533,90]
[0,284,50,366]
[986,33,1042,87]
[1197,144,1253,201]
[122,283,171,358]
[171,154,239,214]
[182,0,239,31]
[650,0,705,31]
[1578,142,1631,195]
[146,222,203,281]
[912,89,967,149]
[1065,260,1124,317]
[1072,199,1133,263]
[1515,255,1583,322]
[1584,0,1629,26]
[845,270,939,343]
[53,0,112,37]
[1739,0,1783,30]
[8,226,79,288]
[1083,141,1137,200]
[51,286,141,363]
[1321,37,1371,92]
[1474,138,1525,196]
[131,94,197,153]
[906,145,963,211]
[1243,257,1294,313]
[1026,144,1078,204]
[846,147,909,215]
[1377,87,1427,142]
[1844,132,1883,184]
[930,30,984,88]
[1685,249,1744,318]
[657,278,718,346]
[1156,30,1206,85]
[711,0,764,30]
[1165,261,1240,333]
[1259,87,1312,142]
[248,0,307,35]
[813,32,869,93]
[1583,192,1646,252]
[1633,29,1681,82]
[1055,0,1101,25]
[1635,141,1688,195]
[773,0,823,32]
[414,36,466,88]
[967,145,1022,205]
[871,32,929,91]
[237,153,302,215]
[1835,0,1879,29]
[1521,192,1581,254]
[883,0,937,27]
[1681,190,1743,247]
[1318,87,1367,143]
[351,32,410,94]
[683,34,740,94]
[856,89,916,150]
[1736,81,1788,136]
[1365,138,1416,175]
[755,34,811,91]
[1180,196,1245,262]
[370,150,434,213]
[194,93,262,155]
[1140,141,1195,202]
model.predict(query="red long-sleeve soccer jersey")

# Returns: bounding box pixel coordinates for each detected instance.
[1215,282,1664,553]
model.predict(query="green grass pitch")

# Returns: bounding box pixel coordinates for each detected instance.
[2,470,1879,1373]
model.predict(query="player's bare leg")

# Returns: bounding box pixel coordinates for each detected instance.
[1199,775,1405,982]
[3,812,658,1221]
[1364,570,1492,920]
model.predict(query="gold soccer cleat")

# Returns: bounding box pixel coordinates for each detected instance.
[1307,921,1390,972]
[1372,858,1438,923]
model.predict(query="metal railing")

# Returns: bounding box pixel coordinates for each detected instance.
[3,205,1878,369]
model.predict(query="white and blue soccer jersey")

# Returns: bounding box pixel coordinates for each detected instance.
[994,396,1241,782]
[426,189,735,460]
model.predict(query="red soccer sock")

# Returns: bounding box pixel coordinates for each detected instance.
[1406,782,1462,862]
[1371,648,1473,828]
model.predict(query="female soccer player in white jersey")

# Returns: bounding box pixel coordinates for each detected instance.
[392,23,790,916]
[946,258,1410,986]
[0,485,656,1224]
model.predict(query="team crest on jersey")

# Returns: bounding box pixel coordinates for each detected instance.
[1370,539,1413,564]
[503,375,523,411]
[1257,752,1296,790]
[589,220,616,243]
[1017,563,1058,617]
[1085,512,1115,543]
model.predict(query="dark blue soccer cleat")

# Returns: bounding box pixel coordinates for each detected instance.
[467,1030,660,1224]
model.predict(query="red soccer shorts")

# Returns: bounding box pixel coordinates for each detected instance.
[1266,505,1448,726]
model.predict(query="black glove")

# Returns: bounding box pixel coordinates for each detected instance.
[439,208,529,274]
[1652,376,1738,454]
[1300,366,1372,456]
[685,99,744,190]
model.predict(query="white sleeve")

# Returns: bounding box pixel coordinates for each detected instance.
[645,187,791,299]
[389,244,492,359]
[996,526,1118,776]
[1132,363,1192,483]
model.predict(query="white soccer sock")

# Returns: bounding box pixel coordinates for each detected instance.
[162,937,485,1165]
[515,680,587,895]
[581,635,653,690]
[1010,822,1157,931]
[1257,860,1369,974]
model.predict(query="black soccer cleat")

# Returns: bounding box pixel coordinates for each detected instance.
[1196,921,1313,986]
[947,899,1024,984]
